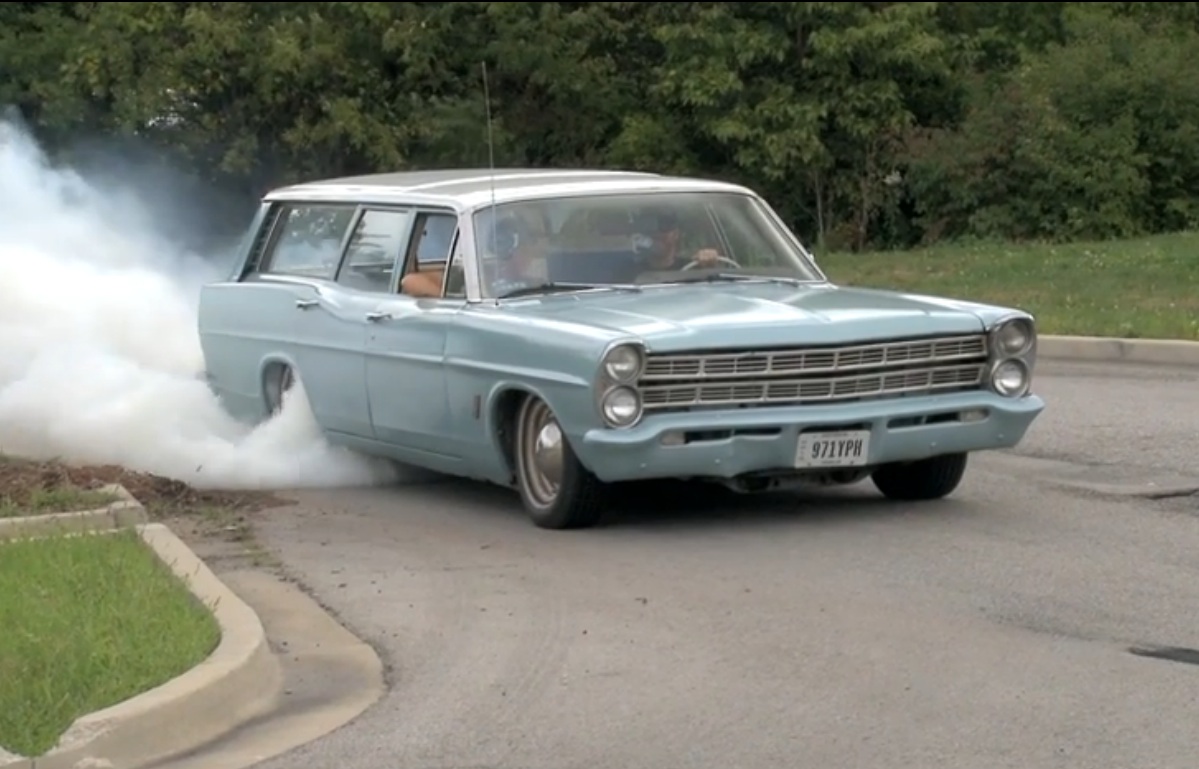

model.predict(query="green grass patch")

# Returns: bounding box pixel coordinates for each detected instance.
[0,530,220,757]
[0,487,121,518]
[818,230,1199,340]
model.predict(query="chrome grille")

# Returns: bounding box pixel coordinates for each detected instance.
[641,335,987,381]
[638,334,988,411]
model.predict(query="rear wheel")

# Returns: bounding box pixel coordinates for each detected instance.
[265,364,295,416]
[513,395,607,529]
[871,452,968,501]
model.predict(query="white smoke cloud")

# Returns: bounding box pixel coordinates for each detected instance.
[0,116,396,489]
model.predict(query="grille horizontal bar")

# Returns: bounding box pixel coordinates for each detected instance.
[640,363,987,410]
[640,334,988,381]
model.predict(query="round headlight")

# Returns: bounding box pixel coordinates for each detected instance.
[991,359,1030,397]
[992,318,1034,357]
[603,344,643,382]
[601,386,642,426]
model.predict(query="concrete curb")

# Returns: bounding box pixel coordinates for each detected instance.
[0,484,147,541]
[1038,335,1199,367]
[0,491,282,769]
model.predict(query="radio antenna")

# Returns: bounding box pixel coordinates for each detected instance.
[481,61,498,268]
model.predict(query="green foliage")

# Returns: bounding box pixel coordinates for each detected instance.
[2,1,1197,250]
[933,2,1069,72]
[903,6,1199,243]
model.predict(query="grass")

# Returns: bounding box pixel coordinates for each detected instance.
[0,487,120,518]
[0,453,288,755]
[0,529,221,757]
[818,230,1199,340]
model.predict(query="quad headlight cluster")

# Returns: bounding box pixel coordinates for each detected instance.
[597,342,645,427]
[987,315,1037,398]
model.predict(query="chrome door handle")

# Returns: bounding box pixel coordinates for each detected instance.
[365,311,391,322]
[295,299,318,309]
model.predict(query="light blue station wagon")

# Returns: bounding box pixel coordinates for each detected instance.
[198,168,1046,529]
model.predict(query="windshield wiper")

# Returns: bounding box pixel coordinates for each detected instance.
[663,272,805,286]
[497,282,641,300]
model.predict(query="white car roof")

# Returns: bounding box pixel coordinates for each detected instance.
[264,168,756,211]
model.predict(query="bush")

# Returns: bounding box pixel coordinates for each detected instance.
[903,8,1199,243]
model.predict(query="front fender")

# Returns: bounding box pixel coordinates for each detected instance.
[448,308,622,433]
[481,372,598,439]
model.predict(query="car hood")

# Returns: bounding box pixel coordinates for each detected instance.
[501,281,990,352]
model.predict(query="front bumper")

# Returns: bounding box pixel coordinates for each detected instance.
[575,391,1045,483]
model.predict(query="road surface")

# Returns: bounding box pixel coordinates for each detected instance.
[243,360,1199,769]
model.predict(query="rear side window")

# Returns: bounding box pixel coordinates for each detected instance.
[337,208,413,292]
[262,204,357,279]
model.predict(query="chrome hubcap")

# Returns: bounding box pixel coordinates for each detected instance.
[520,400,563,507]
[533,423,564,485]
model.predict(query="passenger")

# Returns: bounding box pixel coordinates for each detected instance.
[484,215,550,297]
[399,264,443,297]
[400,210,549,299]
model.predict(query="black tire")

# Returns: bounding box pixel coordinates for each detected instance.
[513,395,607,529]
[266,364,295,416]
[871,452,968,501]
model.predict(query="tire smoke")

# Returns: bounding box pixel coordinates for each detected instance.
[0,117,396,489]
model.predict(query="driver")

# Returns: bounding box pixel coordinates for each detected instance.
[637,209,723,272]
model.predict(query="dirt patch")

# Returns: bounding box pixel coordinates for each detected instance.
[1,454,298,573]
[0,455,291,518]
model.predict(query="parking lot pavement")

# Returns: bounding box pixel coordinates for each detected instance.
[1015,359,1199,477]
[232,360,1199,769]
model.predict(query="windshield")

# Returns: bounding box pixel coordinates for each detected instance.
[471,191,824,299]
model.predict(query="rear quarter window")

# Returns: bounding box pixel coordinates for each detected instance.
[262,204,358,279]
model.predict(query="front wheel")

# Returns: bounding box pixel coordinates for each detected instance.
[871,453,968,501]
[513,396,607,529]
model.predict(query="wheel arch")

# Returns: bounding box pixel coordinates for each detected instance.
[257,352,301,417]
[486,384,544,486]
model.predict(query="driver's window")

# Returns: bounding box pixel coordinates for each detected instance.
[336,208,411,292]
[398,211,458,298]
[413,213,456,264]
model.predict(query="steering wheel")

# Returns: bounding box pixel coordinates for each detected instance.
[681,253,743,270]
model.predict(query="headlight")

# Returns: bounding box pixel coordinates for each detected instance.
[601,386,641,426]
[602,343,644,382]
[990,359,1031,397]
[990,317,1035,357]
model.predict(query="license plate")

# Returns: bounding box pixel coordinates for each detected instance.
[794,430,871,468]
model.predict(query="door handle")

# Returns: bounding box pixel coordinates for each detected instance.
[365,311,391,322]
[295,299,319,309]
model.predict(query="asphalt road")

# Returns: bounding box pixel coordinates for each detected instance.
[246,360,1199,769]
